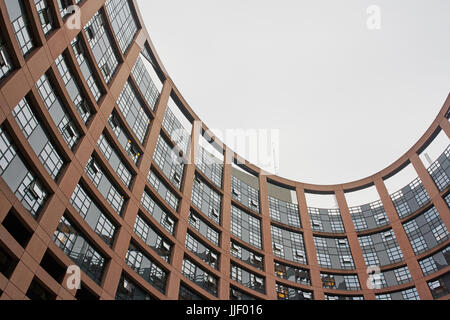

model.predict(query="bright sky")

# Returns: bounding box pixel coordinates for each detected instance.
[137,0,450,185]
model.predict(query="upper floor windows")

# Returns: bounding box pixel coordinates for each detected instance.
[54,54,92,124]
[358,229,404,266]
[0,34,13,80]
[185,232,219,270]
[308,207,345,234]
[191,175,222,225]
[427,272,450,299]
[231,164,260,213]
[71,36,103,102]
[36,72,81,149]
[276,283,313,300]
[403,206,449,255]
[147,170,179,211]
[85,156,125,215]
[12,98,64,180]
[131,52,162,111]
[384,163,430,219]
[196,134,224,188]
[230,263,265,294]
[313,236,354,270]
[349,200,389,232]
[84,11,119,84]
[267,181,300,228]
[274,261,310,286]
[231,205,262,249]
[5,0,35,56]
[272,225,307,265]
[97,133,133,187]
[34,0,55,36]
[375,287,420,300]
[108,113,142,164]
[426,145,450,192]
[133,213,172,263]
[367,265,412,289]
[153,135,184,190]
[105,0,139,54]
[116,81,150,144]
[419,246,450,277]
[321,272,361,291]
[162,97,192,155]
[230,241,264,271]
[56,0,75,19]
[188,211,220,247]
[116,274,153,301]
[419,130,449,192]
[141,190,176,235]
[0,127,48,217]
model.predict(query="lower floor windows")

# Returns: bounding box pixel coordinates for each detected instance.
[53,216,106,285]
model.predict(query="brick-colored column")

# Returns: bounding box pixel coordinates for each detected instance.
[335,189,376,300]
[258,174,277,299]
[219,146,232,299]
[374,177,433,300]
[296,187,324,299]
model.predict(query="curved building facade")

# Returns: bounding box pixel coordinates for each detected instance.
[0,0,449,301]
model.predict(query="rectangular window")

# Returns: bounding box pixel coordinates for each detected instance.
[403,207,449,255]
[269,196,301,228]
[358,229,404,266]
[133,213,172,262]
[131,54,161,111]
[97,134,133,187]
[181,258,218,297]
[231,206,262,249]
[84,11,119,84]
[230,263,265,294]
[427,145,450,191]
[5,0,35,56]
[186,233,219,269]
[116,274,153,300]
[313,236,354,269]
[85,156,125,215]
[12,98,64,180]
[153,135,184,190]
[141,190,176,235]
[70,184,117,247]
[191,175,222,225]
[147,170,179,211]
[232,176,260,213]
[390,177,430,219]
[116,81,150,143]
[70,37,103,102]
[0,127,48,217]
[54,54,92,123]
[34,0,54,36]
[36,72,80,149]
[188,211,220,247]
[0,35,13,80]
[53,215,106,285]
[125,243,167,294]
[105,0,138,54]
[108,113,141,164]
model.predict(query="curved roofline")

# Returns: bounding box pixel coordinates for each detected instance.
[133,1,450,193]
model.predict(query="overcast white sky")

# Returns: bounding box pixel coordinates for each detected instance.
[137,0,450,185]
